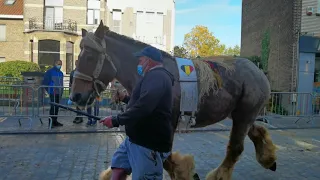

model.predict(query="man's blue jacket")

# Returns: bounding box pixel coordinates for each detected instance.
[42,66,64,95]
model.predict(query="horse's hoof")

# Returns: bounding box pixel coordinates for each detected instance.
[193,173,200,180]
[268,162,277,171]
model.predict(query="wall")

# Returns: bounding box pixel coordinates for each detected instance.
[301,0,320,36]
[23,0,109,73]
[241,0,296,91]
[106,0,175,52]
[24,0,109,35]
[0,19,25,61]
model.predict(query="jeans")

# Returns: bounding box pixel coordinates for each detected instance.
[111,137,171,179]
[49,94,60,123]
[87,101,100,121]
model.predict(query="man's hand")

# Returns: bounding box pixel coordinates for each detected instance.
[99,116,117,128]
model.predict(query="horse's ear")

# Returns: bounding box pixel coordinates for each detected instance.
[81,29,88,37]
[104,26,110,32]
[94,21,105,39]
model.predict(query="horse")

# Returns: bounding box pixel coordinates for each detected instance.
[70,21,277,180]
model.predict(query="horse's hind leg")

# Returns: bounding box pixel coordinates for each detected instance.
[248,123,277,171]
[206,112,254,180]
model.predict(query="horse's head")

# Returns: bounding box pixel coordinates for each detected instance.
[70,21,117,107]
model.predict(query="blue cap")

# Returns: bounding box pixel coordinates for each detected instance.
[133,46,163,63]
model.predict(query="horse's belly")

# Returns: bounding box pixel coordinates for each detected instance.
[191,90,236,128]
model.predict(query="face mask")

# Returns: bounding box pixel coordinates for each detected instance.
[56,65,61,70]
[137,65,144,76]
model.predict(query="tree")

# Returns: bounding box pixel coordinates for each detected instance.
[173,45,189,58]
[223,45,240,56]
[233,45,240,56]
[183,25,225,57]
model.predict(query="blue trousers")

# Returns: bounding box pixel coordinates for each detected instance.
[86,101,99,121]
[111,137,171,179]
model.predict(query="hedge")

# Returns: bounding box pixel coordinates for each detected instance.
[0,60,40,79]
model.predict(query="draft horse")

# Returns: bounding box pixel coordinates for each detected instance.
[70,21,277,180]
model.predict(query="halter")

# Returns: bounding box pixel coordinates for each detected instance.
[73,32,117,96]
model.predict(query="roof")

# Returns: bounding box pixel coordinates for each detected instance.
[0,0,23,16]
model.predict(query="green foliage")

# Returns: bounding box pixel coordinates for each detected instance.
[182,25,241,57]
[173,45,189,58]
[261,29,270,72]
[0,60,41,79]
[41,65,53,72]
[224,45,240,56]
[247,56,262,68]
[267,93,289,115]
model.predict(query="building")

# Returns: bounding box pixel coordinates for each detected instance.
[106,0,175,53]
[241,0,320,94]
[0,0,175,74]
[0,0,24,63]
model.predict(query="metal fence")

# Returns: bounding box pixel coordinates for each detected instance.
[0,84,125,133]
[0,84,319,134]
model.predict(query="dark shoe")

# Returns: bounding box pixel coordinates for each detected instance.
[53,122,63,127]
[74,117,83,124]
[73,117,79,123]
[91,120,97,126]
[86,120,92,126]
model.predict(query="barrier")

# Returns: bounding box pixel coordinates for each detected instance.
[257,92,315,125]
[0,84,319,133]
[0,85,36,129]
[34,85,122,130]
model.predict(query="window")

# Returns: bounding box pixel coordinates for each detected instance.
[112,9,122,33]
[4,0,15,5]
[38,40,60,72]
[0,25,6,41]
[0,57,5,63]
[136,11,164,44]
[87,9,100,24]
[44,0,63,30]
[87,0,100,25]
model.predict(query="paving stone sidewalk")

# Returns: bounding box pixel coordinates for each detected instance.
[1,126,320,180]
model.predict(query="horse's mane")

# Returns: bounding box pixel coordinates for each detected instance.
[104,29,236,102]
[105,30,175,60]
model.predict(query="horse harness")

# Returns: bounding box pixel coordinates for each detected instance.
[73,32,117,97]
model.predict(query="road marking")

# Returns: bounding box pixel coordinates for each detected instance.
[217,123,227,128]
[312,138,320,143]
[294,140,318,150]
[0,117,7,122]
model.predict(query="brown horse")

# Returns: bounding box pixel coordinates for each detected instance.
[70,21,277,180]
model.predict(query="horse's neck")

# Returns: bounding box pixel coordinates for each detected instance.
[106,37,141,93]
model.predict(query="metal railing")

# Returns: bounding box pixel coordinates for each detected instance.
[0,85,319,133]
[27,17,77,33]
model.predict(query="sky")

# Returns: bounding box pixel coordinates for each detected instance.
[174,0,242,48]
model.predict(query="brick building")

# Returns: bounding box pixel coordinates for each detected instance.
[241,0,320,93]
[0,0,24,62]
[0,0,175,75]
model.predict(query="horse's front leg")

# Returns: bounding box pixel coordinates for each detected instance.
[164,152,196,180]
[206,114,253,180]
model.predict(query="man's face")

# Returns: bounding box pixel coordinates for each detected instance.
[55,60,62,66]
[138,56,149,67]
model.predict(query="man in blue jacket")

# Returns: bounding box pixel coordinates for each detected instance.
[99,46,175,179]
[42,60,64,127]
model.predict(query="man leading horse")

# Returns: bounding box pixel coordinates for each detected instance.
[99,46,175,179]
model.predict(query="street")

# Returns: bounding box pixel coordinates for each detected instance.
[0,122,319,180]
